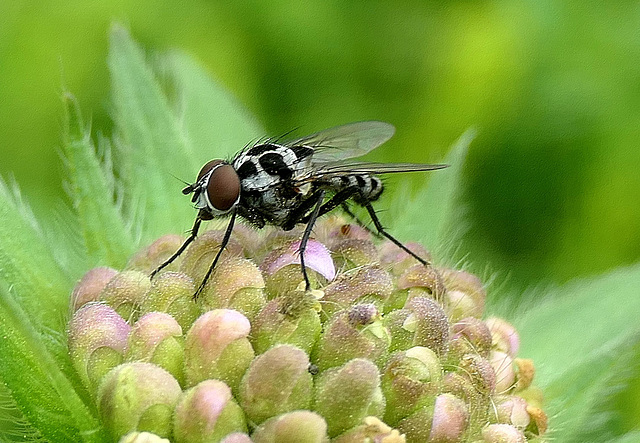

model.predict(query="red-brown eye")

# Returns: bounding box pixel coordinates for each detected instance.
[196,159,225,182]
[207,164,240,211]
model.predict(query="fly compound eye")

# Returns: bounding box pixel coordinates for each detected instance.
[207,164,241,211]
[196,159,225,183]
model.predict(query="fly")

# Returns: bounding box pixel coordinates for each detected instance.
[151,121,448,298]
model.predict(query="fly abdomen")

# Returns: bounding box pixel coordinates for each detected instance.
[330,174,384,204]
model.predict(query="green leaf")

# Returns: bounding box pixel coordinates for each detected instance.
[0,379,43,442]
[62,93,133,268]
[512,262,640,441]
[160,50,264,162]
[0,180,70,333]
[391,129,475,260]
[0,282,106,442]
[108,25,195,240]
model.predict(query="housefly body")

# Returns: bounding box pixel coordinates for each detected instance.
[151,121,448,298]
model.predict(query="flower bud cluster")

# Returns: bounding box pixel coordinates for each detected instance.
[68,216,547,442]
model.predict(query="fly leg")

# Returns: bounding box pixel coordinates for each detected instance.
[193,208,238,300]
[340,202,381,238]
[364,203,430,266]
[299,190,326,291]
[151,216,203,279]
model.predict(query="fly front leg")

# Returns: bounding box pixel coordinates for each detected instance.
[193,208,238,300]
[151,215,204,279]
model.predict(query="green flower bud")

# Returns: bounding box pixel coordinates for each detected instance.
[119,431,170,443]
[68,302,130,392]
[448,317,493,362]
[97,362,182,440]
[481,424,526,443]
[252,410,328,443]
[184,309,254,392]
[173,380,247,443]
[140,272,201,332]
[251,294,322,355]
[125,312,184,385]
[239,345,313,425]
[458,353,496,397]
[440,269,486,320]
[179,230,244,285]
[322,265,393,317]
[490,350,516,394]
[100,270,151,322]
[260,239,336,295]
[313,358,385,437]
[200,256,266,320]
[396,264,446,303]
[331,238,380,270]
[492,395,530,430]
[385,297,449,355]
[70,267,118,312]
[486,317,520,357]
[313,304,390,372]
[381,347,443,425]
[332,416,404,443]
[128,234,186,274]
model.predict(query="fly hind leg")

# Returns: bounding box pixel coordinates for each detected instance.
[363,202,430,267]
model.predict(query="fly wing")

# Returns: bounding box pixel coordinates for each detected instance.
[286,121,396,163]
[294,161,448,185]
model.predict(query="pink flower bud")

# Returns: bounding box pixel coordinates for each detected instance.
[184,309,254,391]
[173,380,247,443]
[97,362,181,440]
[68,302,130,391]
[100,270,151,322]
[220,433,253,443]
[493,395,530,429]
[239,345,313,425]
[490,350,516,394]
[429,393,469,442]
[314,359,384,437]
[252,411,328,443]
[70,267,118,312]
[128,234,186,274]
[380,241,431,276]
[125,312,184,384]
[449,317,493,360]
[481,423,526,442]
[260,239,336,292]
[486,317,520,357]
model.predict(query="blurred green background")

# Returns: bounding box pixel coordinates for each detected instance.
[1,0,639,295]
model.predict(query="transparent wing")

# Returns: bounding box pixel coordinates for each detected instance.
[294,161,448,185]
[285,121,396,162]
